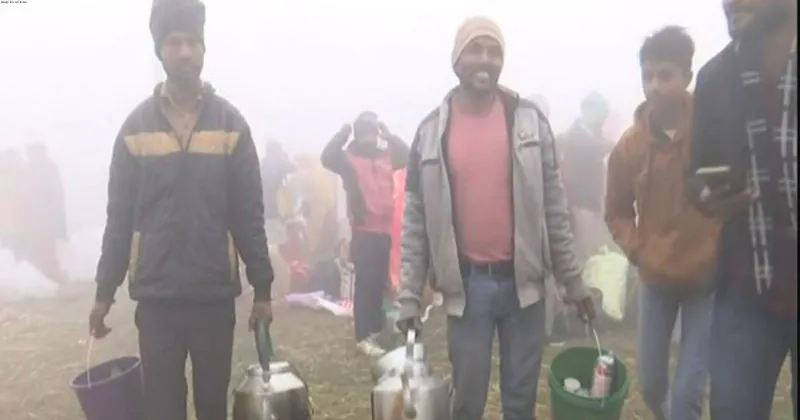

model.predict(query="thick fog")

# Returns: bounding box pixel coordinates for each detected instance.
[0,0,730,231]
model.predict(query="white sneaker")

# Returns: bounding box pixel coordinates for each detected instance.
[356,337,386,357]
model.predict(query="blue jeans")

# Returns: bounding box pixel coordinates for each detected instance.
[709,287,797,420]
[637,282,713,420]
[447,272,546,420]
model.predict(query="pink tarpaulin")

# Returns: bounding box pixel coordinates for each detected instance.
[389,170,406,293]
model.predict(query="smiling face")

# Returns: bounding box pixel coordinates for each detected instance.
[723,0,794,38]
[454,36,504,94]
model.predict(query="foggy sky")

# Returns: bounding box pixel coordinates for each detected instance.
[0,0,731,230]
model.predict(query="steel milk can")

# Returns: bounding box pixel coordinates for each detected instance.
[232,321,312,420]
[370,329,451,420]
[371,301,439,383]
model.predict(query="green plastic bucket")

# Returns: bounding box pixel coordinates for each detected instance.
[547,346,630,420]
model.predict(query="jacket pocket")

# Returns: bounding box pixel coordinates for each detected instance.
[419,157,449,234]
[134,231,172,285]
[513,136,545,204]
[194,229,232,282]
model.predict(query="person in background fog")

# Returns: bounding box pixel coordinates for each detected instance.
[606,26,719,420]
[396,17,594,420]
[688,0,796,418]
[261,139,295,245]
[87,1,275,419]
[0,149,23,256]
[307,238,353,300]
[18,142,68,284]
[293,153,339,262]
[321,111,409,356]
[560,92,616,263]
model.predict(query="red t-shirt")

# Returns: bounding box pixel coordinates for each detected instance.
[446,98,513,262]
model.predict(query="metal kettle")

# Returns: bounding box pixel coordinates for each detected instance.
[371,303,438,383]
[232,322,312,420]
[232,363,275,420]
[370,329,451,420]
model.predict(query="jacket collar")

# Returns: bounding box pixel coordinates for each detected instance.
[436,85,521,141]
[632,92,693,146]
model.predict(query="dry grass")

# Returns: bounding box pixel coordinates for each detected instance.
[0,281,794,420]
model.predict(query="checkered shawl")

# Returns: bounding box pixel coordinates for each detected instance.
[738,35,797,295]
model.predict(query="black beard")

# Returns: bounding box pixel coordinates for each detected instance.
[734,2,793,39]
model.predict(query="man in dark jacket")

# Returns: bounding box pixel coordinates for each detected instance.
[88,1,274,419]
[321,112,409,356]
[688,0,796,418]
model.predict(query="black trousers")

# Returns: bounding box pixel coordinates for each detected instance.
[135,300,235,420]
[351,230,392,342]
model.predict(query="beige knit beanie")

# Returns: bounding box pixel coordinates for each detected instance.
[451,16,505,68]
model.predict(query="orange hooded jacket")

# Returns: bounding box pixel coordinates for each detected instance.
[605,95,720,285]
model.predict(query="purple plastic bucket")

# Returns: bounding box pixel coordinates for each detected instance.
[70,356,143,420]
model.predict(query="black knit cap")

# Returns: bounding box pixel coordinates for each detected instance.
[150,0,206,59]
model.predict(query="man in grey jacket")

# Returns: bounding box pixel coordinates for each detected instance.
[396,16,595,420]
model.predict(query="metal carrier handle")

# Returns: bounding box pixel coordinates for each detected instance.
[254,320,274,371]
[401,328,419,418]
[253,321,316,417]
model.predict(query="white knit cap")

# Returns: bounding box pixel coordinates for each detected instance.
[451,16,505,67]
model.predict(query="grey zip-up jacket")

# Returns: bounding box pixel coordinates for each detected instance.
[397,87,589,329]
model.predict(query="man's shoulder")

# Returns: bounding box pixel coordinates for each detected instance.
[119,95,159,134]
[417,106,441,131]
[209,91,247,125]
[609,125,646,160]
[516,95,547,120]
[412,106,442,150]
[696,43,736,84]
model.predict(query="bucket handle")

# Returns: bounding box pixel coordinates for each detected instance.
[420,303,435,324]
[84,336,95,389]
[587,322,608,408]
[589,324,602,360]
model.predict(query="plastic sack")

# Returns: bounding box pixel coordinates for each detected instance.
[571,208,616,264]
[314,295,353,318]
[582,246,630,321]
[284,291,326,310]
[0,250,59,301]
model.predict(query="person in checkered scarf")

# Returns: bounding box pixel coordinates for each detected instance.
[689,0,797,418]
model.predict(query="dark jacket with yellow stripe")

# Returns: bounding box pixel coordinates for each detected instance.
[95,83,273,303]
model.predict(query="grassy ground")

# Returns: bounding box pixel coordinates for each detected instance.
[0,282,793,420]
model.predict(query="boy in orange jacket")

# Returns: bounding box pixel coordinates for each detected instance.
[605,26,720,420]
